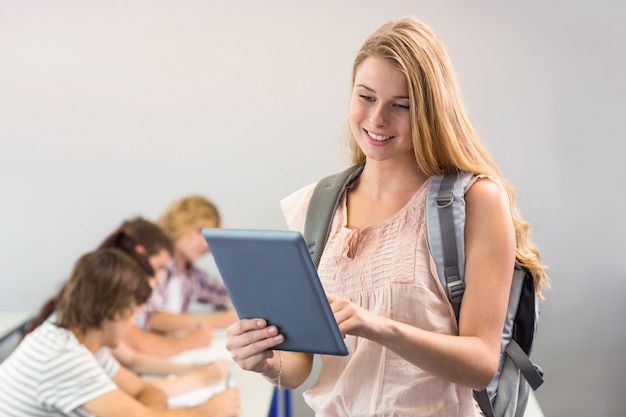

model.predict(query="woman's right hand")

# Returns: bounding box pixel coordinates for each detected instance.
[225,319,284,374]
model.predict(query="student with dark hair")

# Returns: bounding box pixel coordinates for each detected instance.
[98,216,174,259]
[99,217,216,357]
[0,248,240,416]
[24,217,173,338]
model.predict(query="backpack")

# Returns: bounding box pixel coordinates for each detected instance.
[303,163,544,417]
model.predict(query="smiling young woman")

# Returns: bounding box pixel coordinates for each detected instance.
[225,15,548,417]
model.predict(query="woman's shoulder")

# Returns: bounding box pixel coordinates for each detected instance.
[280,182,317,232]
[466,175,512,212]
[464,175,514,243]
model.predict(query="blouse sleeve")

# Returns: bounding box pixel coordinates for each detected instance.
[280,183,317,233]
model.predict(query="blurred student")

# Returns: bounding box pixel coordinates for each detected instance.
[98,217,226,395]
[0,248,240,417]
[126,195,237,354]
[99,217,216,358]
[25,217,222,397]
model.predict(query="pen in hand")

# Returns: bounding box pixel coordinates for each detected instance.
[226,370,233,387]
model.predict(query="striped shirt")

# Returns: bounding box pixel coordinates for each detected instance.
[0,322,119,416]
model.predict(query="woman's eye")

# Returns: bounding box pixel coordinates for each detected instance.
[359,94,375,102]
[394,103,410,110]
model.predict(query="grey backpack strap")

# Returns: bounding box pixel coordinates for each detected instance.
[304,163,365,268]
[475,340,544,417]
[505,340,544,390]
[426,170,473,319]
[474,390,496,417]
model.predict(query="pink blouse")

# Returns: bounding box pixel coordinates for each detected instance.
[280,179,482,417]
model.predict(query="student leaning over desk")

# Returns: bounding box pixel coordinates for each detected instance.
[0,248,240,417]
[24,217,226,398]
[105,216,217,358]
[99,218,229,396]
[127,194,238,352]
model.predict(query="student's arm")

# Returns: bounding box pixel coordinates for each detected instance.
[123,325,212,358]
[146,311,203,333]
[199,310,239,329]
[147,310,238,333]
[112,340,197,376]
[86,364,239,416]
[151,360,229,397]
[112,340,230,397]
[82,386,240,417]
[112,365,168,409]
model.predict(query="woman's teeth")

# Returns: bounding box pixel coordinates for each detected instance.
[368,131,392,141]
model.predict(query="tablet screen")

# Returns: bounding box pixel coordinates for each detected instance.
[202,228,348,356]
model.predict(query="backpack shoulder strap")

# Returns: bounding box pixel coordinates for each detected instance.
[428,171,544,417]
[304,163,365,268]
[425,170,474,320]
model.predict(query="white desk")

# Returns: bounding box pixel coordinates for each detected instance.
[165,330,275,417]
[0,311,32,342]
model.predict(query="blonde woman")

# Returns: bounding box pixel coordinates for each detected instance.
[225,16,548,417]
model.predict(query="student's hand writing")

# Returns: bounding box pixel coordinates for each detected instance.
[186,325,214,348]
[328,294,387,340]
[192,359,229,386]
[200,386,240,417]
[225,319,284,375]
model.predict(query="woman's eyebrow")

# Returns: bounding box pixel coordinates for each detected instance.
[354,84,409,100]
[355,84,375,92]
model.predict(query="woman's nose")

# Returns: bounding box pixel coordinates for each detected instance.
[369,104,387,127]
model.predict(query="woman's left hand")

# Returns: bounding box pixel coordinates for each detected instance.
[328,294,386,340]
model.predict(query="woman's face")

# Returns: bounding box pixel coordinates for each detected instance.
[147,248,171,287]
[349,57,413,164]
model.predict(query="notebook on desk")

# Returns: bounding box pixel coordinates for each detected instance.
[201,228,348,356]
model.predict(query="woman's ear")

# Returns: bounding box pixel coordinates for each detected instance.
[135,245,146,254]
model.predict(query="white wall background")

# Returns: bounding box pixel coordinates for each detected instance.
[1,1,624,416]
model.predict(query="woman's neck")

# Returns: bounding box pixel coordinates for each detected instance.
[357,159,428,197]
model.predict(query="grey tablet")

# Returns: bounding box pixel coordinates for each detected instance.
[202,228,348,356]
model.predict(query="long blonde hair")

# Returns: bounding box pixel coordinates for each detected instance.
[349,16,549,295]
